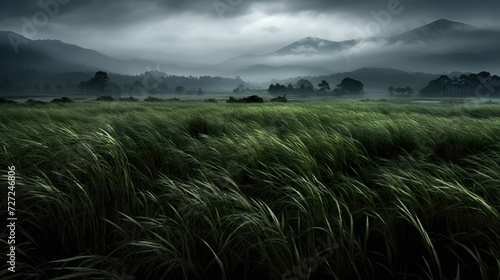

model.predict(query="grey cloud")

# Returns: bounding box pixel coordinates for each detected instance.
[2,0,500,30]
[262,26,280,33]
[1,0,499,67]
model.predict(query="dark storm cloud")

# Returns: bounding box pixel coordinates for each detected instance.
[2,0,500,31]
[249,0,500,18]
[0,0,214,20]
[0,0,499,66]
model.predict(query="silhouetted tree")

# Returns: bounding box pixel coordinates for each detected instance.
[233,84,245,93]
[268,83,287,95]
[395,87,404,96]
[130,81,147,94]
[295,79,314,94]
[317,80,331,93]
[390,86,413,97]
[268,84,275,93]
[388,86,395,96]
[77,71,110,93]
[175,86,185,94]
[335,77,364,95]
[420,72,500,97]
[404,86,414,97]
[44,83,51,91]
[421,75,451,96]
[88,71,110,92]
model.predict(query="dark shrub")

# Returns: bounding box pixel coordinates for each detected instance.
[144,96,163,102]
[0,97,16,104]
[270,95,287,103]
[96,96,116,101]
[226,95,264,103]
[51,97,73,103]
[118,97,139,102]
[25,99,47,105]
[243,95,264,103]
[226,96,239,103]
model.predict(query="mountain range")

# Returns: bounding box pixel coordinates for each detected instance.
[215,19,500,81]
[1,19,499,85]
[0,31,184,77]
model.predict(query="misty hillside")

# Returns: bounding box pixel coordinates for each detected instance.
[217,19,500,80]
[391,19,476,43]
[0,31,82,75]
[0,31,185,77]
[0,69,249,94]
[221,64,331,82]
[272,37,359,56]
[1,19,499,86]
[267,68,442,93]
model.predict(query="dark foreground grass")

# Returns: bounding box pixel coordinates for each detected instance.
[1,101,500,279]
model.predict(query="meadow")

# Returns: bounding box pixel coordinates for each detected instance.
[1,101,500,279]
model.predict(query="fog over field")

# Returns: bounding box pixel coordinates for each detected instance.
[1,0,500,85]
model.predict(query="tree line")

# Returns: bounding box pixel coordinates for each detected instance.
[420,71,500,97]
[388,86,414,97]
[0,71,248,94]
[3,70,500,98]
[267,77,364,96]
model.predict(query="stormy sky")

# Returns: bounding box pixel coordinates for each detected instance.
[1,0,499,65]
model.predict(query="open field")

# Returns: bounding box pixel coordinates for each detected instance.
[1,101,500,279]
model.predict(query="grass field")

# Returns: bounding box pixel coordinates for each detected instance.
[1,101,500,279]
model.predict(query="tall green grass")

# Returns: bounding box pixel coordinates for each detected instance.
[1,102,500,279]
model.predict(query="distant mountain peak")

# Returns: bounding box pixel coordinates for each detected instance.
[430,19,462,25]
[0,31,32,43]
[425,19,474,29]
[391,19,477,44]
[274,37,344,56]
[297,37,325,43]
[0,30,23,36]
[412,19,475,33]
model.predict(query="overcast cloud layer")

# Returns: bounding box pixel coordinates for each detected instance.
[1,0,500,65]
